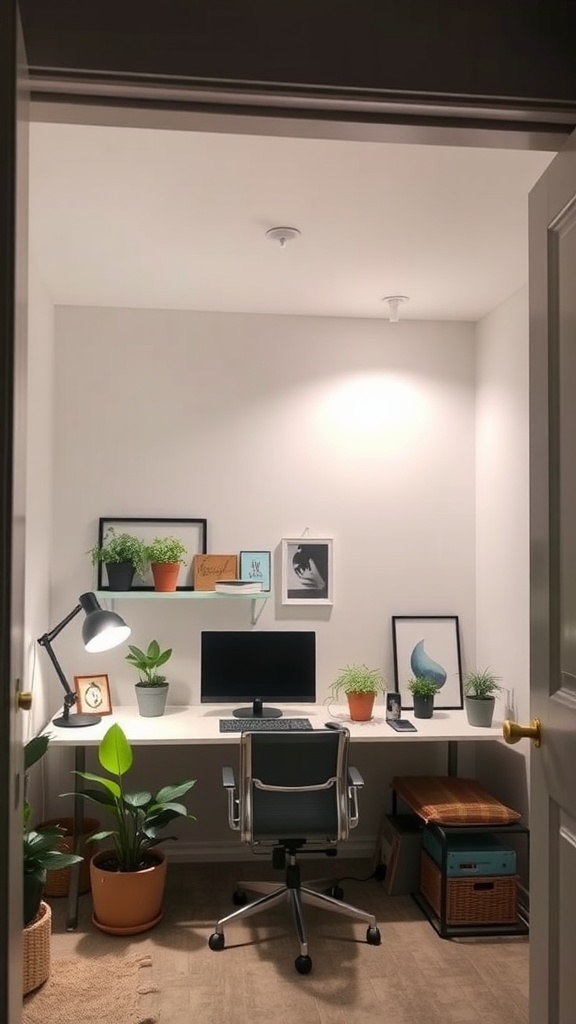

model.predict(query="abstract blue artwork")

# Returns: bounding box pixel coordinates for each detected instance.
[392,616,463,709]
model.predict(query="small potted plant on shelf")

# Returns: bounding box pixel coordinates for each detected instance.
[66,722,196,934]
[125,638,172,717]
[407,676,438,719]
[329,664,386,722]
[144,535,188,592]
[89,527,147,591]
[464,667,502,727]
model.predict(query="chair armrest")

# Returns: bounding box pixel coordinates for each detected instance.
[221,766,240,830]
[348,766,364,788]
[347,766,363,829]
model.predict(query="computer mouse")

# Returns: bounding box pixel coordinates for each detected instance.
[324,721,343,729]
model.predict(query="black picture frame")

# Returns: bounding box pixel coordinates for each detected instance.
[96,517,208,591]
[392,615,463,710]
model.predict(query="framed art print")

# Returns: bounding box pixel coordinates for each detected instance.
[239,550,271,592]
[95,517,207,591]
[281,538,333,605]
[392,615,463,710]
[74,674,113,716]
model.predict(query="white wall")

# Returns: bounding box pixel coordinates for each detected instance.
[474,286,530,819]
[24,257,55,744]
[42,306,477,853]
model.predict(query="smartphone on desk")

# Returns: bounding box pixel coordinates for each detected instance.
[387,719,418,732]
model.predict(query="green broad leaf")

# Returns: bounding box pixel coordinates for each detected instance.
[124,791,152,808]
[154,649,172,667]
[99,723,133,777]
[41,851,83,870]
[70,772,121,800]
[86,829,116,844]
[24,734,50,771]
[127,645,146,662]
[147,640,160,660]
[155,781,196,803]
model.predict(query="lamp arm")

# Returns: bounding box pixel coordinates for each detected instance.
[37,604,82,709]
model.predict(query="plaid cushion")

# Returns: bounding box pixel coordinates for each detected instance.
[392,776,521,825]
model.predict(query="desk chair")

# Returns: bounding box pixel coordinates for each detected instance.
[208,728,381,974]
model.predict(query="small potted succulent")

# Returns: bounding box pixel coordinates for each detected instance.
[407,676,438,719]
[329,664,386,722]
[89,527,147,591]
[464,668,501,727]
[145,536,188,592]
[126,638,172,717]
[66,722,196,934]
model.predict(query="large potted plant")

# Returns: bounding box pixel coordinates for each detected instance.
[407,676,438,719]
[329,664,386,721]
[464,668,501,727]
[125,638,172,717]
[89,527,147,591]
[68,722,196,934]
[145,535,188,592]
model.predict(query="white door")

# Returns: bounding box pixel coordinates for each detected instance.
[0,3,29,1021]
[529,127,576,1024]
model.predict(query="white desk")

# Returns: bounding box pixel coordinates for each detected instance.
[48,705,503,930]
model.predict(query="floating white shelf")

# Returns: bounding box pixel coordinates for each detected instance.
[95,590,270,624]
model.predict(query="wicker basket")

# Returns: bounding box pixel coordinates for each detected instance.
[40,817,100,897]
[23,901,51,996]
[420,851,518,925]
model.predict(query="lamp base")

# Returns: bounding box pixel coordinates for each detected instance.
[52,712,101,728]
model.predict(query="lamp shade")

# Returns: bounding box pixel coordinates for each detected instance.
[79,592,131,653]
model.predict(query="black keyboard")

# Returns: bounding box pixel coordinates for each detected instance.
[219,717,313,732]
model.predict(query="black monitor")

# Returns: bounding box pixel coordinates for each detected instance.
[200,630,316,718]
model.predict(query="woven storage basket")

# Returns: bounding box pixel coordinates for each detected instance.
[420,851,518,925]
[23,900,51,996]
[41,816,100,897]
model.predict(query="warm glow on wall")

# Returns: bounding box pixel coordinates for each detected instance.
[317,373,428,459]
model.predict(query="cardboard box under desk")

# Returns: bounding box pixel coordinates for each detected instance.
[375,814,424,896]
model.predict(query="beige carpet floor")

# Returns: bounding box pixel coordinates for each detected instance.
[47,859,529,1024]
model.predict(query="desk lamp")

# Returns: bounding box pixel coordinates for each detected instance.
[37,591,130,728]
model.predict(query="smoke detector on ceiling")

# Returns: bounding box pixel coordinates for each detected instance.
[381,295,410,323]
[266,226,301,248]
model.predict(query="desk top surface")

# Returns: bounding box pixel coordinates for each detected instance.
[46,704,504,746]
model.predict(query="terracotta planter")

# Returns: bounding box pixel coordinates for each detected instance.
[23,901,51,995]
[150,562,180,592]
[347,691,375,722]
[90,848,168,935]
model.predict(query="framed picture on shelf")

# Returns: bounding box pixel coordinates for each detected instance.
[74,674,113,716]
[239,550,271,592]
[96,517,208,591]
[281,538,333,605]
[392,615,463,710]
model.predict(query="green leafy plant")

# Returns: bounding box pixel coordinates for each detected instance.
[330,664,386,698]
[23,735,83,925]
[464,668,502,700]
[88,527,147,578]
[125,639,172,687]
[407,676,439,698]
[145,535,188,565]
[66,723,196,872]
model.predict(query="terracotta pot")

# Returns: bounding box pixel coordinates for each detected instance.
[347,691,375,722]
[90,848,167,935]
[150,562,180,592]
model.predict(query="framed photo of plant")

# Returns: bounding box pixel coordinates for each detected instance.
[392,615,463,710]
[281,538,333,605]
[95,517,208,591]
[74,674,113,715]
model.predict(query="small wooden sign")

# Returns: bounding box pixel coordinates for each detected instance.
[193,554,238,591]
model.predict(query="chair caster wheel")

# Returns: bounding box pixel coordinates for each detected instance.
[232,890,247,906]
[295,955,312,975]
[366,926,381,946]
[327,885,344,900]
[208,932,225,951]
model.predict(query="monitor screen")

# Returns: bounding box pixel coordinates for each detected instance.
[200,630,316,718]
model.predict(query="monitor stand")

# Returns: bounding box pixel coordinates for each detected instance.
[233,698,282,719]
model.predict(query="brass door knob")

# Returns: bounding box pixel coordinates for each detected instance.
[502,718,541,747]
[17,691,33,711]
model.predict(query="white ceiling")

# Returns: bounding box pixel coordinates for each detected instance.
[29,122,553,321]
